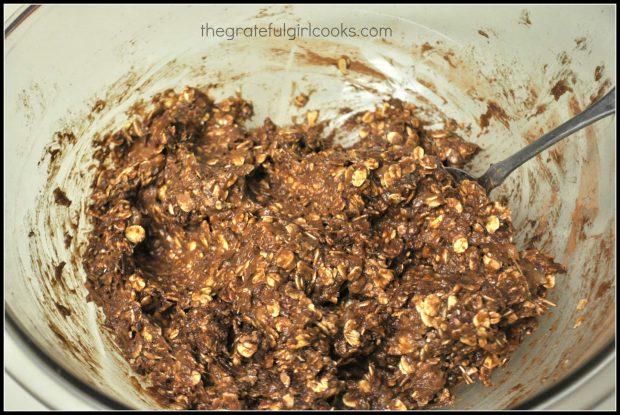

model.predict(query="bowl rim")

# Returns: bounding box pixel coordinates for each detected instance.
[4,4,615,410]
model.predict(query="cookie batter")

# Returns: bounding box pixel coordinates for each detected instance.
[83,87,563,409]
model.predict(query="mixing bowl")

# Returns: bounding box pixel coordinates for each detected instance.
[5,4,615,409]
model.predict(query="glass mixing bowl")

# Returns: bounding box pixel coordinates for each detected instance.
[5,4,615,409]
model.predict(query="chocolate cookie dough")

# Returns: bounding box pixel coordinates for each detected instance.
[83,87,564,410]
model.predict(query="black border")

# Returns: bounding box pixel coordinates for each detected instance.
[4,4,616,411]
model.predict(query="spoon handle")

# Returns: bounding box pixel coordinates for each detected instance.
[479,87,616,192]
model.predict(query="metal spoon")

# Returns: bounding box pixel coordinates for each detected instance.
[445,87,616,193]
